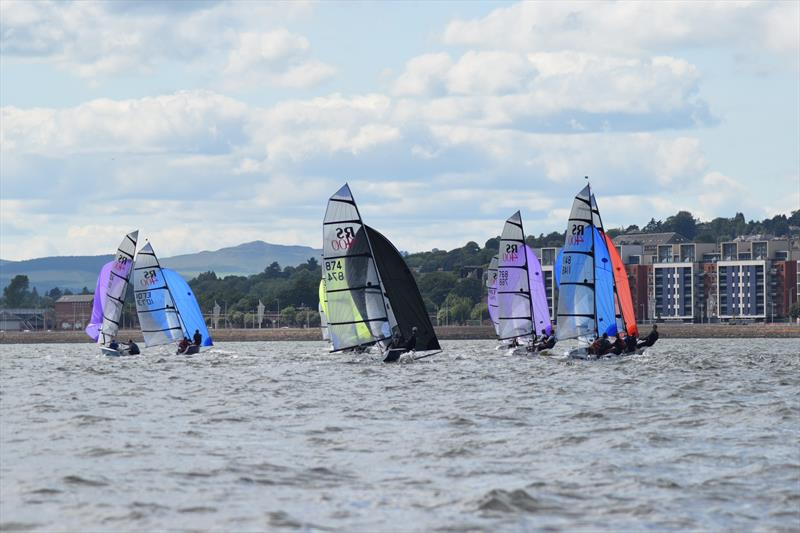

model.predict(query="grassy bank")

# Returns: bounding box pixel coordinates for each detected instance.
[1,323,799,344]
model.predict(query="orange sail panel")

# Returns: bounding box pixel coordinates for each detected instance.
[604,234,638,337]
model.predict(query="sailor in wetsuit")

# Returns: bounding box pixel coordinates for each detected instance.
[405,327,418,352]
[637,325,659,349]
[592,333,611,356]
[108,339,119,351]
[611,332,625,355]
[536,329,556,351]
[624,333,638,354]
[177,337,190,354]
[193,329,202,346]
[124,339,140,355]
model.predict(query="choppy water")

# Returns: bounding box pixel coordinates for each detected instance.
[1,339,798,532]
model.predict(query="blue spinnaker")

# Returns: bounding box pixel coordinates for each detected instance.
[163,269,213,347]
[593,228,617,337]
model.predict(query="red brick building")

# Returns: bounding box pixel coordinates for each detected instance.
[625,264,651,321]
[771,260,798,319]
[54,294,94,330]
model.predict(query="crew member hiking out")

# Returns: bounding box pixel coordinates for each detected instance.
[625,333,638,354]
[536,329,556,351]
[611,333,625,355]
[637,325,659,349]
[125,339,140,355]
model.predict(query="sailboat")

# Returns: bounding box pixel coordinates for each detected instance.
[555,183,640,359]
[133,242,212,354]
[495,211,553,353]
[85,230,139,356]
[321,184,440,361]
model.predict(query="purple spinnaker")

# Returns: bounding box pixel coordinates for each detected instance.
[85,261,114,341]
[525,245,553,336]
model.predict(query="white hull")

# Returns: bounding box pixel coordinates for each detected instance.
[567,347,647,360]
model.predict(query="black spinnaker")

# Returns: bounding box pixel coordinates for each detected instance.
[365,225,440,352]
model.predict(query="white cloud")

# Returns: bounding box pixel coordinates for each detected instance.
[390,51,706,130]
[223,30,335,89]
[0,0,331,87]
[1,91,247,156]
[442,1,798,59]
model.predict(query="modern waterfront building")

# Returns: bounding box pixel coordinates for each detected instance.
[535,247,559,321]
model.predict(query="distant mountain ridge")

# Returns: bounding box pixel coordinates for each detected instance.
[0,240,321,292]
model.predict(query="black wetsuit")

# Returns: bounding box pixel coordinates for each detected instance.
[406,332,417,352]
[597,338,612,356]
[611,338,625,355]
[193,331,202,346]
[537,335,556,350]
[126,342,140,355]
[108,341,119,351]
[625,335,638,353]
[637,330,659,348]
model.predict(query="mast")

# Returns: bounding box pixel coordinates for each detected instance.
[520,217,536,337]
[587,179,598,338]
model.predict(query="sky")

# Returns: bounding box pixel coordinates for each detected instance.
[1,0,798,261]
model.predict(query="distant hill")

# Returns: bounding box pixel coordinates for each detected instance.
[0,241,321,292]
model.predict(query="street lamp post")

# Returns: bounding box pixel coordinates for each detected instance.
[275,298,280,328]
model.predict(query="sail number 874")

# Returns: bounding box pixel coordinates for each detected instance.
[324,259,345,281]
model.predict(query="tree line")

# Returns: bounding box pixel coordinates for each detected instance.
[3,209,797,326]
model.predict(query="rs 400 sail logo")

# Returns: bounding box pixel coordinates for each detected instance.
[331,227,356,251]
[140,270,159,286]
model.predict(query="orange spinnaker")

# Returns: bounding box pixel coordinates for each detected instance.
[604,234,638,337]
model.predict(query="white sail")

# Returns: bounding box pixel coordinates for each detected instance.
[496,211,534,341]
[557,184,599,340]
[98,230,138,345]
[133,242,184,347]
[322,184,394,351]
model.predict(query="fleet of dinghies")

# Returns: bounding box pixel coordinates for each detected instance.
[84,178,651,363]
[85,233,212,357]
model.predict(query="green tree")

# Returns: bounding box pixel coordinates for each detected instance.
[450,277,483,304]
[790,302,800,320]
[437,295,473,325]
[3,275,30,307]
[280,305,297,326]
[663,211,697,239]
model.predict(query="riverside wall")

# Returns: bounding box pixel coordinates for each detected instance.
[1,323,799,344]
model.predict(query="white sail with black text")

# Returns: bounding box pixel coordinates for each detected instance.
[556,183,616,345]
[322,184,395,352]
[496,211,536,344]
[85,230,138,352]
[133,242,213,351]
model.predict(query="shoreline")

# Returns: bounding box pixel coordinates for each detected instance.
[1,323,799,344]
